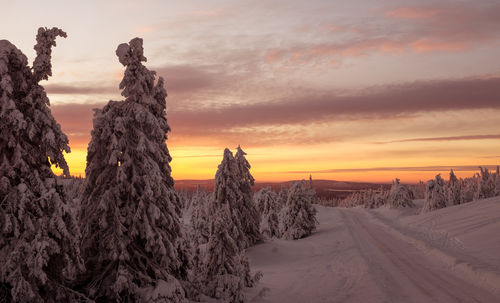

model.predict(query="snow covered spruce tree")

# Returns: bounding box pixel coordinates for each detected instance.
[422,174,447,212]
[279,181,317,240]
[387,178,414,208]
[79,38,189,302]
[202,148,259,302]
[234,146,261,246]
[477,166,496,200]
[0,28,85,302]
[190,188,211,246]
[446,169,461,206]
[254,187,280,238]
[277,186,288,209]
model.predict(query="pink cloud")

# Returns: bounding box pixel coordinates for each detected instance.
[265,2,500,65]
[385,7,439,19]
[410,39,467,53]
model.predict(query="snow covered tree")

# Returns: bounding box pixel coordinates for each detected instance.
[277,186,288,210]
[254,187,280,238]
[202,148,259,302]
[234,146,261,246]
[422,174,447,212]
[446,169,461,206]
[494,166,500,196]
[477,166,496,199]
[460,175,478,203]
[279,181,317,240]
[79,38,189,302]
[387,178,414,208]
[190,189,210,246]
[0,28,86,302]
[207,149,249,249]
[362,189,387,209]
[203,209,253,303]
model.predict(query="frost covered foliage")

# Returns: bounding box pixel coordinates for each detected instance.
[0,28,86,303]
[446,170,461,206]
[361,189,387,209]
[409,181,426,200]
[277,186,288,209]
[422,174,447,213]
[339,189,387,209]
[476,166,497,200]
[234,146,261,246]
[254,187,280,238]
[279,181,318,240]
[338,191,364,208]
[79,38,189,302]
[337,187,389,209]
[387,178,415,208]
[190,189,210,246]
[188,189,210,295]
[202,148,258,302]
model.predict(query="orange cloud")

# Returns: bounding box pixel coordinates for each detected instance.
[386,7,439,19]
[411,39,466,52]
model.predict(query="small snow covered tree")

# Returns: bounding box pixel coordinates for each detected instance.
[460,175,477,203]
[202,148,259,302]
[0,28,85,302]
[387,178,414,208]
[203,209,253,303]
[422,174,447,212]
[234,146,261,246]
[279,181,317,240]
[477,166,496,200]
[494,166,500,196]
[446,169,461,206]
[254,187,280,238]
[79,38,189,302]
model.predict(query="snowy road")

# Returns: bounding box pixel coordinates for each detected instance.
[246,206,500,303]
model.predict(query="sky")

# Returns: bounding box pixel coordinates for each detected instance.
[2,0,500,183]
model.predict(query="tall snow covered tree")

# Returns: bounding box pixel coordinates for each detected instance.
[0,28,85,302]
[422,174,447,212]
[202,148,258,302]
[279,181,317,240]
[254,187,280,238]
[234,146,261,246]
[387,178,414,208]
[79,38,189,302]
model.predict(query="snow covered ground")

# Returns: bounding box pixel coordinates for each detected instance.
[245,197,500,302]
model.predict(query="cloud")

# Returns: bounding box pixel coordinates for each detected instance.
[385,7,438,19]
[45,84,118,95]
[168,76,500,130]
[45,64,229,97]
[376,134,500,144]
[266,2,500,65]
[51,76,500,148]
[155,64,225,94]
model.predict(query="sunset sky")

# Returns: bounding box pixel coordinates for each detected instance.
[3,0,500,183]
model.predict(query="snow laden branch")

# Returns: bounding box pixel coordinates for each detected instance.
[32,27,67,83]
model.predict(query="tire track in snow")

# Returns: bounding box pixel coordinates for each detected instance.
[343,209,498,303]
